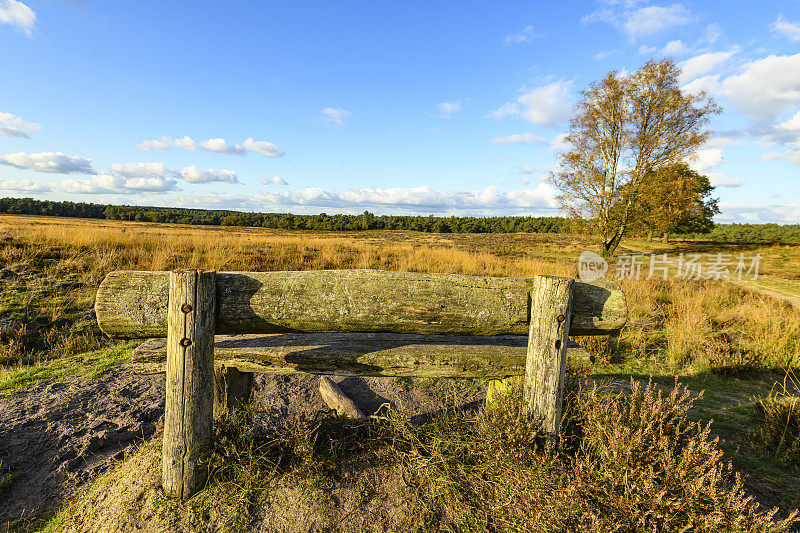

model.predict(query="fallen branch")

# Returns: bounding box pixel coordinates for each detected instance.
[319,377,364,419]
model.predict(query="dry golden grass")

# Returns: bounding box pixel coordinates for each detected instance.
[0,214,572,278]
[2,213,800,373]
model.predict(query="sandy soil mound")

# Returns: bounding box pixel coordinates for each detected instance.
[0,366,485,530]
[0,367,165,529]
[60,436,415,533]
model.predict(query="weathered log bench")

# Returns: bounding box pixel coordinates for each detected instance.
[95,269,627,499]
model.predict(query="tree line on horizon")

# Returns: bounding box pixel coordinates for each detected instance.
[1,196,798,244]
[0,197,568,234]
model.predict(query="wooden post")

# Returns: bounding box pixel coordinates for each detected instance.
[213,365,254,421]
[523,275,574,438]
[162,269,216,500]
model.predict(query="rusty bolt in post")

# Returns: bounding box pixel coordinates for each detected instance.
[181,304,193,313]
[557,314,566,323]
[180,338,192,347]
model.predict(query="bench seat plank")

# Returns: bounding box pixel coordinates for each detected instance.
[131,332,593,378]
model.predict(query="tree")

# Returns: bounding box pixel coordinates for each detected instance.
[635,163,719,241]
[550,59,720,256]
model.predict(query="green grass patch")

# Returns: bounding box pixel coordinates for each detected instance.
[0,460,20,499]
[0,342,135,397]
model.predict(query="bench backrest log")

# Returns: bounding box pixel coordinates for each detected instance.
[94,269,626,500]
[95,269,626,339]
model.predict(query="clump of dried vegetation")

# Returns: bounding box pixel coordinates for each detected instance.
[47,380,796,531]
[751,370,800,470]
[386,379,794,531]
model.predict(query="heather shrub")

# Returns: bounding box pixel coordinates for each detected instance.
[393,380,795,531]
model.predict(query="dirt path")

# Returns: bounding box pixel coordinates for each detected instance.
[735,279,800,308]
[619,244,800,309]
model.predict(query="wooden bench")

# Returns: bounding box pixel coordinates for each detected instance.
[95,269,627,499]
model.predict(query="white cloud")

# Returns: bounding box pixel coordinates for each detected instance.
[638,44,656,55]
[687,139,743,186]
[179,165,238,184]
[0,152,93,174]
[55,173,177,194]
[679,49,737,83]
[690,147,723,173]
[136,136,196,152]
[435,101,462,119]
[705,136,737,149]
[778,110,800,131]
[504,25,537,45]
[260,175,288,185]
[242,138,284,157]
[491,133,545,145]
[549,133,571,151]
[518,81,572,125]
[721,53,800,123]
[251,184,557,214]
[682,74,720,95]
[0,0,35,37]
[517,166,549,181]
[176,183,559,216]
[109,162,168,179]
[773,14,800,42]
[716,202,800,223]
[200,138,246,155]
[702,24,721,46]
[489,80,572,127]
[122,177,178,191]
[761,149,800,165]
[137,135,283,157]
[662,39,689,56]
[505,186,557,207]
[102,161,239,186]
[91,174,127,190]
[594,50,618,60]
[623,5,692,41]
[53,179,109,194]
[706,172,743,188]
[0,179,48,192]
[0,112,40,138]
[322,107,353,125]
[582,3,693,42]
[486,102,519,121]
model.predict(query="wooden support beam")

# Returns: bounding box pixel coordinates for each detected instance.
[95,270,626,339]
[213,365,254,421]
[523,275,574,438]
[162,269,215,500]
[131,333,593,378]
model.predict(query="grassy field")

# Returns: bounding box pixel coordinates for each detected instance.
[2,213,800,530]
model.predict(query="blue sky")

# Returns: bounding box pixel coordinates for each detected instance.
[1,0,799,222]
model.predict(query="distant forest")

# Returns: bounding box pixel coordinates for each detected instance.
[0,197,567,234]
[2,197,798,244]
